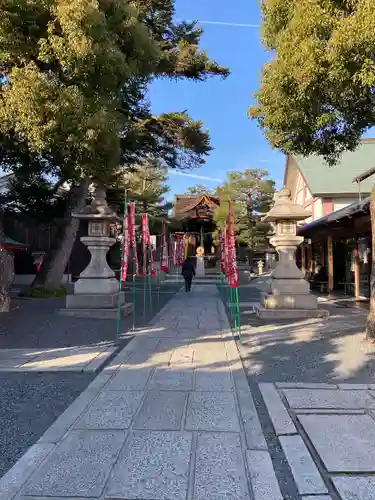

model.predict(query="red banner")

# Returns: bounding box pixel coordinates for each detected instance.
[175,234,185,267]
[219,229,225,274]
[160,221,169,272]
[120,211,130,282]
[148,224,156,276]
[226,203,238,289]
[141,214,148,277]
[129,203,139,276]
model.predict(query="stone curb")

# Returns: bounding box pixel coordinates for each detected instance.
[259,383,297,436]
[217,296,268,452]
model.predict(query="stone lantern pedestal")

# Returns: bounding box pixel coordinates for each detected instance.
[60,187,132,319]
[254,187,328,320]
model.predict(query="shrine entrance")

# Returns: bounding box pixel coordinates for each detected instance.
[172,194,219,266]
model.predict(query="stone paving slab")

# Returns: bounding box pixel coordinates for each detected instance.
[298,414,375,472]
[260,382,375,500]
[23,430,127,497]
[279,435,328,495]
[194,432,251,500]
[282,388,375,410]
[247,450,283,500]
[0,286,269,500]
[0,346,116,372]
[185,391,240,432]
[332,476,375,500]
[133,391,186,431]
[75,390,144,430]
[106,431,192,500]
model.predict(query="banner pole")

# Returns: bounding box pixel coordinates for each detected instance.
[235,286,242,343]
[116,189,127,344]
[132,272,136,331]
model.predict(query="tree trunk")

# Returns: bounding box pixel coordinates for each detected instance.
[32,177,90,291]
[0,208,15,312]
[366,185,375,340]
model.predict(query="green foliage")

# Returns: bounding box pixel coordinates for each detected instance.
[213,169,275,248]
[0,0,229,211]
[107,159,170,234]
[0,0,157,181]
[249,0,375,164]
[20,286,67,298]
[185,184,215,195]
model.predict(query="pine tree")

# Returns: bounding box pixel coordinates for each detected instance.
[0,0,229,298]
[249,0,375,338]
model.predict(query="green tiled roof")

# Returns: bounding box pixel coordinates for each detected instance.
[295,140,375,195]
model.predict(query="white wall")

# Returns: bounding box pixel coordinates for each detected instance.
[313,198,323,220]
[333,198,359,211]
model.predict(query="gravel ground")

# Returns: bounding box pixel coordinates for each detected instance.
[0,372,94,478]
[0,281,181,349]
[0,279,181,480]
[235,278,374,499]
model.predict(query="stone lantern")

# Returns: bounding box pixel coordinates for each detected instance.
[254,187,328,319]
[61,186,132,318]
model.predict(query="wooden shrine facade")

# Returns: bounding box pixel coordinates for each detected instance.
[172,194,219,258]
[297,197,371,299]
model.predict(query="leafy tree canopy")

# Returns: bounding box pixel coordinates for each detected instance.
[213,169,275,248]
[249,0,375,164]
[184,184,215,196]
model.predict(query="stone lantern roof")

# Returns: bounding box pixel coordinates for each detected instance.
[263,187,310,222]
[72,186,120,221]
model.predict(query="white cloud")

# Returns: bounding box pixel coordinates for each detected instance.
[177,19,259,28]
[168,171,223,183]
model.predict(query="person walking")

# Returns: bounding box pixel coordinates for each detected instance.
[181,257,195,292]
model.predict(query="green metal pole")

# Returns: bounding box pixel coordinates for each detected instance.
[132,272,136,331]
[143,275,146,316]
[234,287,242,343]
[149,271,153,313]
[116,189,127,343]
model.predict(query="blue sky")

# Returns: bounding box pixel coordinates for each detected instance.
[149,0,286,201]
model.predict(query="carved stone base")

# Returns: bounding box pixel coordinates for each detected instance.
[260,290,319,310]
[65,292,126,309]
[59,301,132,319]
[254,303,329,320]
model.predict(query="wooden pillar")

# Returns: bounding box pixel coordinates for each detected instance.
[328,235,334,293]
[301,243,306,274]
[307,244,313,274]
[354,246,360,298]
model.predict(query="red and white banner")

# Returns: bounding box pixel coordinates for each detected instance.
[141,214,148,277]
[174,234,185,267]
[148,223,156,276]
[120,211,130,282]
[160,221,169,272]
[226,203,238,288]
[219,229,225,274]
[129,203,139,276]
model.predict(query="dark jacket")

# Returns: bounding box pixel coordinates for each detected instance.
[181,260,195,278]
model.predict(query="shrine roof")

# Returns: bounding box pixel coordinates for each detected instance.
[173,194,219,217]
[285,138,375,196]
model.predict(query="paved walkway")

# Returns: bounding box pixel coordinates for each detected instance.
[0,345,117,372]
[0,285,277,500]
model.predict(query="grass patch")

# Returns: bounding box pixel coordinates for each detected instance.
[19,286,68,299]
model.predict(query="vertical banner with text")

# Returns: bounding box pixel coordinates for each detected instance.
[226,203,238,289]
[129,203,139,276]
[120,209,130,282]
[160,221,169,272]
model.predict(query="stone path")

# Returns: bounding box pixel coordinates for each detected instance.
[0,345,117,372]
[0,284,278,500]
[261,382,375,500]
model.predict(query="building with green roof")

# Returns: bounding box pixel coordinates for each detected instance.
[284,138,375,223]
